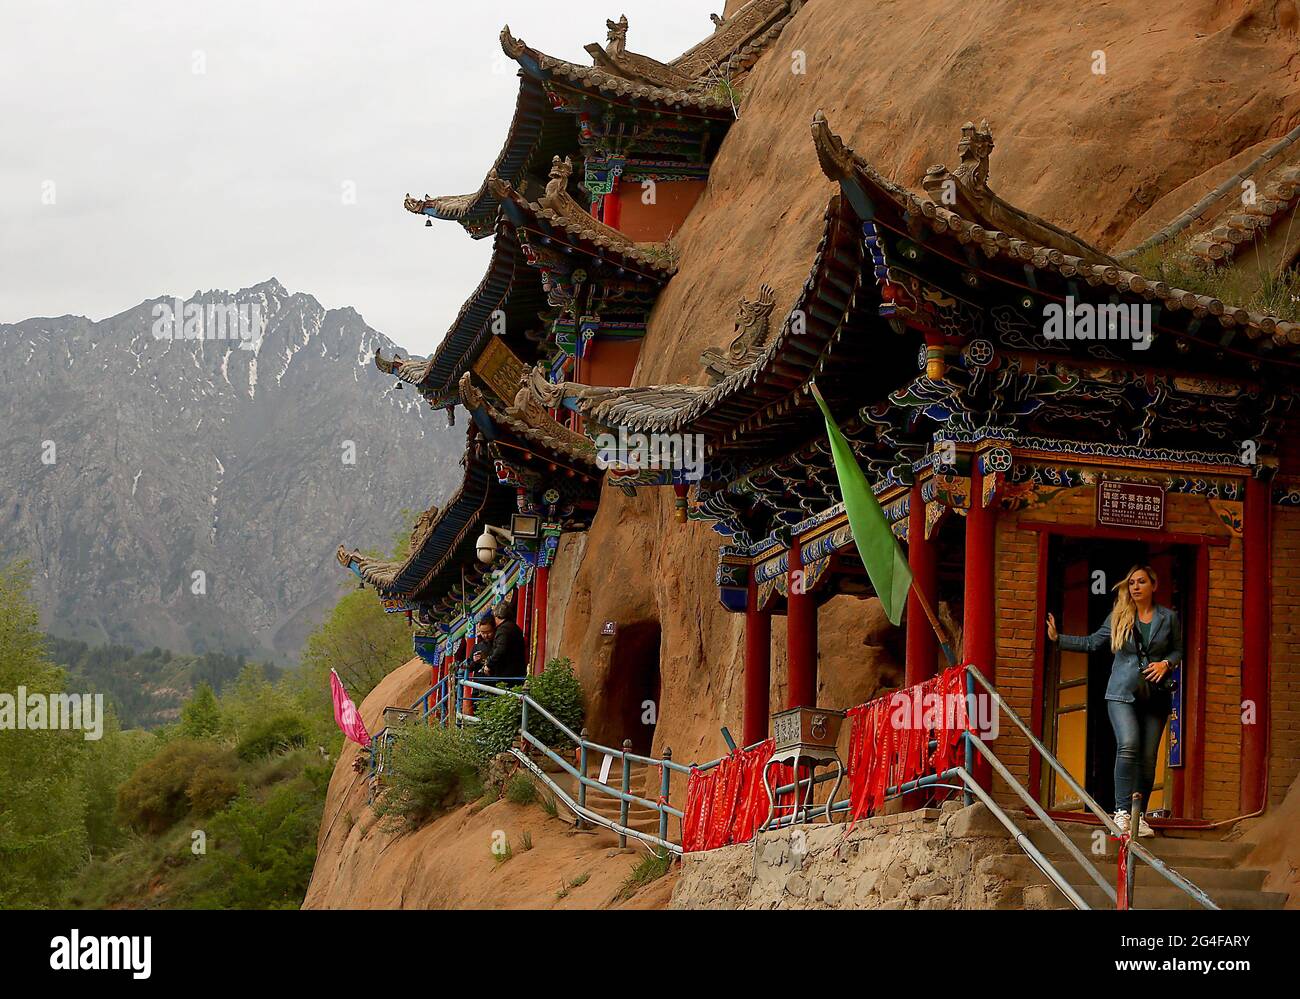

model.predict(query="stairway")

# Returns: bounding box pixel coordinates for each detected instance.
[1009,819,1288,910]
[536,753,666,837]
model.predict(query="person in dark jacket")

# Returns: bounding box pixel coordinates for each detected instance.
[1046,564,1182,838]
[472,603,527,686]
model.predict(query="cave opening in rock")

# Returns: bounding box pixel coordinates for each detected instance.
[606,620,662,755]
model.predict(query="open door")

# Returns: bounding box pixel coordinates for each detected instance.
[1042,536,1195,815]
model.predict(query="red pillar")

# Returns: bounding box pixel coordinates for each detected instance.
[906,480,939,686]
[515,578,529,633]
[743,573,772,746]
[786,538,818,708]
[603,176,622,230]
[964,464,997,787]
[462,633,476,716]
[1241,476,1271,812]
[532,565,550,675]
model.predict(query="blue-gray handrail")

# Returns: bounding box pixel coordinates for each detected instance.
[364,661,1219,908]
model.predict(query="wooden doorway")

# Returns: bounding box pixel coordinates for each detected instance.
[1041,535,1198,816]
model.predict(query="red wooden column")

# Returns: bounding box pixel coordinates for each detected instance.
[906,480,939,686]
[964,464,997,787]
[743,572,772,747]
[603,176,622,230]
[1241,475,1272,812]
[462,633,476,716]
[515,577,529,633]
[531,565,550,675]
[786,537,818,708]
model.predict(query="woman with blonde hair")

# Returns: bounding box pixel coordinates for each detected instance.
[1046,564,1182,837]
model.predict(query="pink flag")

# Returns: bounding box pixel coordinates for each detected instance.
[330,669,371,746]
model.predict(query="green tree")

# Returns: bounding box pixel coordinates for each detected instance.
[0,561,90,907]
[180,682,223,739]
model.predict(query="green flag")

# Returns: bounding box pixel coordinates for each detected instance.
[810,384,913,625]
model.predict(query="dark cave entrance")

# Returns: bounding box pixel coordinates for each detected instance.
[607,620,662,755]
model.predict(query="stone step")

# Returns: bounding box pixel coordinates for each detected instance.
[1001,855,1268,892]
[1055,884,1289,911]
[1023,823,1250,868]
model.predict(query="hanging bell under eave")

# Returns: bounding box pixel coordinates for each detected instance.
[673,484,689,524]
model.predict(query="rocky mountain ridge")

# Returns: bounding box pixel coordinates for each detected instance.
[0,279,458,660]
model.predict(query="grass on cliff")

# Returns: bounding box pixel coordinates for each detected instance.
[1121,234,1300,321]
[617,850,673,901]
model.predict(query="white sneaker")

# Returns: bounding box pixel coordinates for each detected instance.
[1112,811,1131,836]
[1138,817,1156,838]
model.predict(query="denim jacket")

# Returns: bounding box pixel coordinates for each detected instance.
[1057,605,1183,703]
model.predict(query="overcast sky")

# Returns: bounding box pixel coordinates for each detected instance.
[0,0,718,354]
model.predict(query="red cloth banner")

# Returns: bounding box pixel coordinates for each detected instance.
[845,664,972,824]
[682,738,775,853]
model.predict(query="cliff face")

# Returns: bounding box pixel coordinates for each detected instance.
[543,0,1300,772]
[304,657,676,909]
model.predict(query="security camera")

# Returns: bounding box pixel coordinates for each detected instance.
[475,524,514,564]
[475,529,499,564]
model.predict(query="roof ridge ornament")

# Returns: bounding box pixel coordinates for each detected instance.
[920,117,1115,265]
[700,283,778,383]
[583,13,694,89]
[542,155,574,204]
[811,110,1115,267]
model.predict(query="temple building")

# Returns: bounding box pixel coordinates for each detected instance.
[340,0,1300,829]
[338,2,802,702]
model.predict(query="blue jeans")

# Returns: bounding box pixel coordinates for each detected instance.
[1107,690,1170,815]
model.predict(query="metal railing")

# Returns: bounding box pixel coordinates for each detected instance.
[363,662,1220,908]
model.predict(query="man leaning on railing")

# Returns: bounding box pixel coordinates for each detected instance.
[472,602,527,687]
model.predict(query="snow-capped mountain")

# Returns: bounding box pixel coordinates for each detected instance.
[0,279,457,661]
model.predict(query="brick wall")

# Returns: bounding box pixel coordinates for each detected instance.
[1270,505,1300,806]
[988,485,1243,819]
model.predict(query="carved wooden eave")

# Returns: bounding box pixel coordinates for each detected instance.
[336,424,516,603]
[335,503,443,592]
[811,111,1300,349]
[335,545,403,591]
[521,190,892,452]
[501,0,800,113]
[501,25,731,113]
[458,370,598,468]
[668,0,803,80]
[374,346,433,387]
[403,69,573,237]
[407,2,805,234]
[375,223,548,409]
[488,159,678,277]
